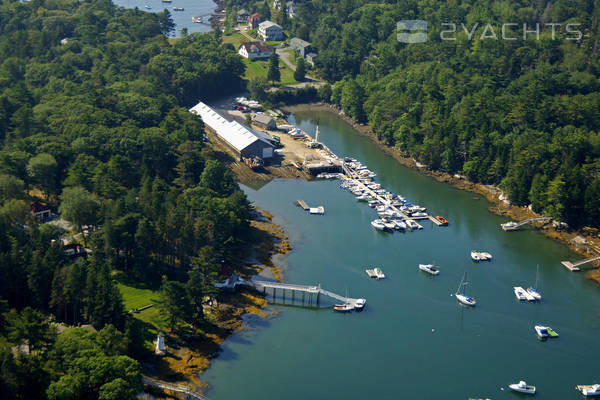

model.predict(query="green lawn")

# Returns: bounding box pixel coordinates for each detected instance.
[242,58,297,86]
[222,32,246,49]
[118,283,166,332]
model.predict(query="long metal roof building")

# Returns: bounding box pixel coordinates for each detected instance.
[189,102,274,160]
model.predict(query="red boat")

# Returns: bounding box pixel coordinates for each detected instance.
[436,216,449,225]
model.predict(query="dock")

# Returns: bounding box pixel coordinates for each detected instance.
[428,215,444,226]
[561,255,600,272]
[342,170,433,225]
[297,199,310,210]
[501,217,551,231]
[253,279,363,308]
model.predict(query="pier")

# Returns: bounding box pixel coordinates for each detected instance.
[253,279,362,308]
[561,255,600,272]
[296,199,310,210]
[501,217,551,231]
[142,376,209,400]
[341,164,431,224]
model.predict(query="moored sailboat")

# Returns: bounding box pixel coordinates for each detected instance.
[455,272,476,306]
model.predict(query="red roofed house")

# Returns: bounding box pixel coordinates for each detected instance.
[248,12,263,28]
[238,41,274,60]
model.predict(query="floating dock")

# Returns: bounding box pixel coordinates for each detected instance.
[296,199,310,210]
[561,255,600,272]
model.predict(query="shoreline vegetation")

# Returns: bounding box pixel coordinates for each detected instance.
[281,102,600,284]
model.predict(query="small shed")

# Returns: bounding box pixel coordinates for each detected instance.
[253,114,277,130]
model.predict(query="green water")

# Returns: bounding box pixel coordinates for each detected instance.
[203,110,600,399]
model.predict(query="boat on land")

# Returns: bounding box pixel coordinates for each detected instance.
[508,381,536,395]
[577,384,600,396]
[514,286,535,301]
[419,264,440,275]
[436,216,449,225]
[527,265,542,300]
[535,325,549,338]
[366,267,385,279]
[371,219,386,231]
[455,272,476,307]
[354,298,366,311]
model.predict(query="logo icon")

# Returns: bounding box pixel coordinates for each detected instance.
[397,20,428,43]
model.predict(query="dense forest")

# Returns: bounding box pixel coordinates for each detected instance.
[231,0,600,228]
[0,0,251,398]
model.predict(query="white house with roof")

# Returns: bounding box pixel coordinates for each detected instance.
[189,102,274,160]
[258,21,284,41]
[238,41,274,59]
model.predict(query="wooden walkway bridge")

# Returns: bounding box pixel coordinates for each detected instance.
[252,279,362,307]
[501,217,551,231]
[142,376,209,400]
[561,255,600,272]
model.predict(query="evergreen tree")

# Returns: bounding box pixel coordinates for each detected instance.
[267,53,281,84]
[294,58,306,82]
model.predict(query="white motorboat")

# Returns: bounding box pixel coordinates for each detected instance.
[514,286,535,301]
[534,325,549,338]
[412,212,428,217]
[471,250,491,261]
[394,220,407,230]
[581,384,600,396]
[368,200,380,208]
[419,264,440,275]
[455,272,476,306]
[382,220,396,230]
[309,206,325,215]
[501,221,519,231]
[508,381,536,395]
[405,219,419,230]
[354,298,366,311]
[371,219,386,230]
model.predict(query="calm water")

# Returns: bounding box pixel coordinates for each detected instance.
[203,110,600,399]
[112,0,215,37]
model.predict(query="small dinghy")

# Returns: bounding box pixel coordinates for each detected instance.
[509,380,536,395]
[419,264,440,275]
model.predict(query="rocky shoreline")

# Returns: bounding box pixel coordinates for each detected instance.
[282,102,600,284]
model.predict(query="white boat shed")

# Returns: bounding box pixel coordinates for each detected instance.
[189,102,274,160]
